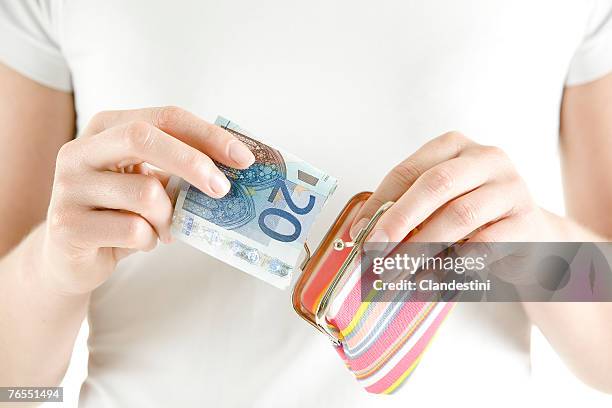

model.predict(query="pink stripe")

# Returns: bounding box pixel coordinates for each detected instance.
[330,256,384,330]
[364,302,454,394]
[330,266,363,329]
[335,301,431,372]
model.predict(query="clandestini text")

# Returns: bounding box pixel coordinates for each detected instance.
[373,278,491,292]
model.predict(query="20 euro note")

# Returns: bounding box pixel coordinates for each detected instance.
[167,117,338,289]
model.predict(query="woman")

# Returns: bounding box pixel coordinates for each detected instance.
[1,1,611,406]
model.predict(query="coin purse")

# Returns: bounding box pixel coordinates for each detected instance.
[293,192,455,394]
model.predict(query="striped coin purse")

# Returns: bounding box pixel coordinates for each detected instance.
[293,192,455,394]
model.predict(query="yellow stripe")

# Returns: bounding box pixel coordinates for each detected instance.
[339,287,379,337]
[354,301,435,379]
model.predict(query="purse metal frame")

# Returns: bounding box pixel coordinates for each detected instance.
[292,192,393,346]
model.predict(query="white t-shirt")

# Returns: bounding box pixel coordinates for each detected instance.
[2,1,612,407]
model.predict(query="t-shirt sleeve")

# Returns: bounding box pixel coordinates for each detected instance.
[0,0,71,92]
[566,0,612,86]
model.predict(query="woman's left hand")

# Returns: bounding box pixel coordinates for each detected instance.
[350,131,560,244]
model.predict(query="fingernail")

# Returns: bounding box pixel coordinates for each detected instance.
[366,229,389,244]
[210,173,231,196]
[228,141,255,167]
[350,218,369,240]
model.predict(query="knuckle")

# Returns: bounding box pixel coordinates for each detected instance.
[387,209,412,233]
[512,202,537,221]
[391,159,422,186]
[52,177,72,200]
[439,130,467,145]
[435,131,471,156]
[449,200,478,227]
[482,145,508,160]
[55,141,81,173]
[56,140,74,160]
[182,150,209,174]
[124,121,154,151]
[423,167,454,195]
[126,217,150,246]
[89,110,112,128]
[180,149,202,167]
[505,203,521,218]
[47,207,73,236]
[154,105,185,129]
[138,177,164,206]
[440,130,465,142]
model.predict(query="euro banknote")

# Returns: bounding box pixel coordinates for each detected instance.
[167,117,338,289]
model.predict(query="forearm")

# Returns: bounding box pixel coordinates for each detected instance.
[522,210,612,393]
[524,302,612,392]
[0,223,89,387]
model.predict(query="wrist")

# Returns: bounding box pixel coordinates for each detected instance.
[540,208,607,242]
[17,224,90,305]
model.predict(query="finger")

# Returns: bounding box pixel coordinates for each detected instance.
[129,163,172,188]
[467,213,535,244]
[83,107,255,169]
[408,182,520,243]
[367,155,496,243]
[63,210,158,252]
[350,131,474,238]
[75,171,174,243]
[79,121,231,198]
[450,217,525,267]
[148,168,171,187]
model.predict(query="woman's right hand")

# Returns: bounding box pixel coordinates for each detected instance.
[42,106,255,296]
